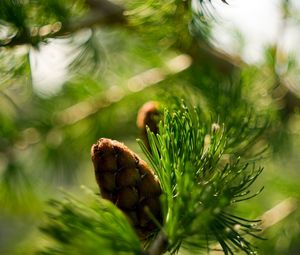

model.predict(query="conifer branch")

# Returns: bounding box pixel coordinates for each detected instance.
[0,0,125,47]
[146,231,168,255]
[40,100,266,255]
[0,0,238,77]
[54,54,192,126]
[139,101,265,254]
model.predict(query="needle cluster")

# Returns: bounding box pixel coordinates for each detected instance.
[139,101,264,254]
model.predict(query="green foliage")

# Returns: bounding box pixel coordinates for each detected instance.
[0,0,86,46]
[1,0,300,254]
[125,0,228,50]
[0,0,227,48]
[0,0,27,31]
[0,48,29,89]
[139,101,264,254]
[40,101,265,255]
[39,188,141,255]
[124,0,192,49]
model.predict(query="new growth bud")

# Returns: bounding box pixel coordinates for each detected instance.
[137,101,160,150]
[211,123,220,133]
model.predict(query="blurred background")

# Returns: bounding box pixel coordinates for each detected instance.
[0,0,300,254]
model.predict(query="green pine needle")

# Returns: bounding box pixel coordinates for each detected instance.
[39,188,142,255]
[139,101,263,254]
[41,100,265,255]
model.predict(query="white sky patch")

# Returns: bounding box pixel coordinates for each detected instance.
[30,40,70,97]
[211,0,283,63]
[29,30,92,97]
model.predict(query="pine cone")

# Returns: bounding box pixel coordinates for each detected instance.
[91,138,162,238]
[137,101,160,151]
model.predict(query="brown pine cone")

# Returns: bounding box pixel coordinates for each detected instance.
[91,138,162,238]
[137,101,160,151]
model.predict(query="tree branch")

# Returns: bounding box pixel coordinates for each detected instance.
[145,231,168,255]
[0,0,126,47]
[54,54,192,126]
[65,0,126,32]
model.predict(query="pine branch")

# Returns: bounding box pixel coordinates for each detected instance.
[139,101,265,254]
[0,0,125,47]
[0,0,238,77]
[39,189,142,255]
[54,54,192,126]
[39,99,266,255]
[146,231,168,255]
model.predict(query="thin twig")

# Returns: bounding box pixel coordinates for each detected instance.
[260,197,298,231]
[145,231,168,255]
[54,54,192,126]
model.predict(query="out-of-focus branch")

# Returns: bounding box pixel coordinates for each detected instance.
[66,0,126,32]
[209,197,299,255]
[0,0,242,78]
[0,0,125,47]
[260,197,298,230]
[55,54,193,126]
[271,0,300,119]
[187,40,243,75]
